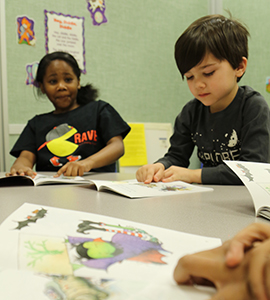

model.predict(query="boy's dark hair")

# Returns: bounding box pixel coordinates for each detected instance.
[175,14,250,82]
[34,51,99,105]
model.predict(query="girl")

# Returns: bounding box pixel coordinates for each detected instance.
[7,51,130,177]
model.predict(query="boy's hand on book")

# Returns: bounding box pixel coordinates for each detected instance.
[225,223,270,268]
[162,166,202,184]
[136,163,165,184]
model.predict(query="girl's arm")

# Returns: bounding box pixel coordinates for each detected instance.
[55,135,124,177]
[6,150,37,178]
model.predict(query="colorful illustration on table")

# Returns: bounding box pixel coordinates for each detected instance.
[76,220,160,243]
[236,163,254,181]
[20,234,73,275]
[16,209,170,276]
[17,16,36,46]
[68,220,170,271]
[26,61,39,86]
[44,275,110,300]
[135,182,190,192]
[14,208,47,230]
[68,234,168,271]
[266,77,270,93]
[86,0,107,26]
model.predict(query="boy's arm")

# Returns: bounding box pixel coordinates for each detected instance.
[55,135,124,177]
[6,150,37,178]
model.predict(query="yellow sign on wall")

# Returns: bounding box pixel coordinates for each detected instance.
[119,123,148,167]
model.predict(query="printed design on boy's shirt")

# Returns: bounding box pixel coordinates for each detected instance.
[37,123,98,167]
[192,128,241,166]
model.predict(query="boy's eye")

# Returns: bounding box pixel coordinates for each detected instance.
[204,71,215,77]
[65,78,73,83]
[186,75,193,80]
[49,80,57,84]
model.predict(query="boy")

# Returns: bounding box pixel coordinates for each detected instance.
[136,15,270,185]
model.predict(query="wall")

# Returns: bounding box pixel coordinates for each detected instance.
[222,0,270,102]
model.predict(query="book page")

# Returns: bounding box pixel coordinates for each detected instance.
[224,160,270,217]
[91,179,213,198]
[0,203,220,299]
[34,174,89,186]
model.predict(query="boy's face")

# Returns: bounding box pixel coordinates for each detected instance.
[184,53,246,113]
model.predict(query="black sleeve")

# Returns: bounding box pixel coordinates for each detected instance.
[10,118,37,158]
[97,102,131,144]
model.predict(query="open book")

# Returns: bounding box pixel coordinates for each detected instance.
[0,174,88,187]
[224,160,270,220]
[0,174,213,198]
[88,179,213,198]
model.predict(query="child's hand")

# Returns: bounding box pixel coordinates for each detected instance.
[6,167,37,178]
[174,242,249,300]
[136,163,165,183]
[162,166,202,184]
[244,238,270,300]
[225,223,270,268]
[55,161,90,177]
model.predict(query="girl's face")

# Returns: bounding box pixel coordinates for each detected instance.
[184,53,247,113]
[39,59,81,114]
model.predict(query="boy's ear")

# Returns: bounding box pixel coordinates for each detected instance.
[236,57,247,77]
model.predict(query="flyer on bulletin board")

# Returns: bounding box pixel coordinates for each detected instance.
[119,123,148,167]
[44,10,86,73]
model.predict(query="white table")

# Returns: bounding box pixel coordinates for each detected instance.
[0,172,267,242]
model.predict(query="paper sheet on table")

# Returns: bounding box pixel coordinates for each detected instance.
[0,203,221,299]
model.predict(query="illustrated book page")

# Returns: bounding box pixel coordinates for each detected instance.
[89,179,213,198]
[0,203,221,299]
[224,160,270,220]
[0,173,88,187]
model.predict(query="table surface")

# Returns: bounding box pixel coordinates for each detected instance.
[0,172,268,242]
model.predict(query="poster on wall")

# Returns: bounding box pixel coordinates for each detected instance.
[86,0,107,26]
[17,16,36,46]
[44,10,86,74]
[25,61,39,86]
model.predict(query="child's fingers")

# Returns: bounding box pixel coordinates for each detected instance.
[173,253,216,286]
[225,223,270,268]
[54,166,66,177]
[225,239,245,267]
[265,259,270,300]
[246,240,270,300]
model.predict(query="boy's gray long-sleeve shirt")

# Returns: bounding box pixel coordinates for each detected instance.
[156,86,270,185]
